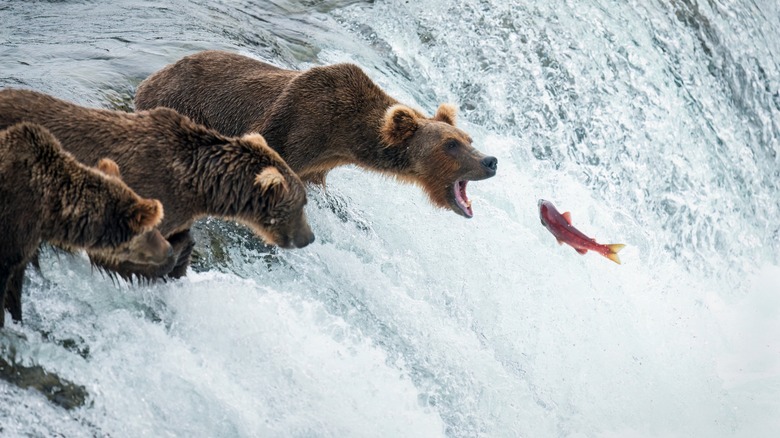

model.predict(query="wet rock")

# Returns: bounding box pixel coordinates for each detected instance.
[0,356,88,410]
[190,219,281,274]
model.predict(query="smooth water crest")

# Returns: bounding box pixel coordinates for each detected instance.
[1,0,778,436]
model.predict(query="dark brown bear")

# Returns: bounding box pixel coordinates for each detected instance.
[3,157,175,323]
[0,89,315,280]
[134,50,497,218]
[0,122,168,327]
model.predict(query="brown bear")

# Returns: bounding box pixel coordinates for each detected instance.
[134,50,497,218]
[3,157,176,324]
[0,88,315,280]
[0,122,169,327]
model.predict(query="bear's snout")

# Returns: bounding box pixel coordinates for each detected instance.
[481,156,498,175]
[294,229,316,248]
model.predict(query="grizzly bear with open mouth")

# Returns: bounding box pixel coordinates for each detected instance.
[135,51,497,218]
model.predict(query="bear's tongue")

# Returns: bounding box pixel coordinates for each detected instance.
[454,180,473,217]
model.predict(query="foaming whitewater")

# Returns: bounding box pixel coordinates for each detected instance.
[1,1,778,437]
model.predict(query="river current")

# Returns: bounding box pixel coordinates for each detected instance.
[1,1,778,436]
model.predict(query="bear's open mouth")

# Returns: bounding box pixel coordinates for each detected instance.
[453,180,473,218]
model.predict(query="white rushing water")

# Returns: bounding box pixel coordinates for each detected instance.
[1,0,779,436]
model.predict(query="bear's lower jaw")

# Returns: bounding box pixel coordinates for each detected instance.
[451,180,473,218]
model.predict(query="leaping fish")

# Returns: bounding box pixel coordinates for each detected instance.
[538,199,625,264]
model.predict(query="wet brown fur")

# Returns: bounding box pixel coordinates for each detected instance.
[0,122,165,327]
[134,51,497,217]
[87,159,178,281]
[0,88,314,281]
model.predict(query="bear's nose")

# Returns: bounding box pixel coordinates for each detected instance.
[481,156,498,172]
[294,230,316,248]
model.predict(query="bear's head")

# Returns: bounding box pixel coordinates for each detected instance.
[381,103,497,218]
[239,134,315,249]
[87,158,174,270]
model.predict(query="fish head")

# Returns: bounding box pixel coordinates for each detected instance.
[538,199,551,227]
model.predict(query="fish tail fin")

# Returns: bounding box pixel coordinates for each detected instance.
[605,244,625,265]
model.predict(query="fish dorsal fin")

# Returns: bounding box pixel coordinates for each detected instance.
[562,211,572,224]
[557,239,564,245]
[576,248,588,255]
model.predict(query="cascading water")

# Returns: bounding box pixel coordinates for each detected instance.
[1,1,778,436]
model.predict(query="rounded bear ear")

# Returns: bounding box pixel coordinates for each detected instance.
[241,132,270,149]
[254,166,288,196]
[129,199,164,232]
[433,103,457,126]
[97,158,122,178]
[381,104,420,146]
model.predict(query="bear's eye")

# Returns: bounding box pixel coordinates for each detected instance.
[445,140,459,151]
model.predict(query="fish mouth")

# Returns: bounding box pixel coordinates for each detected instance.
[450,179,473,218]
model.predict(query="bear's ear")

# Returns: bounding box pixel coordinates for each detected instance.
[129,199,164,232]
[381,104,420,145]
[254,166,288,197]
[433,103,457,126]
[241,133,270,149]
[97,158,122,178]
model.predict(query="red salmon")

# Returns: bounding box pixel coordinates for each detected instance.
[538,199,625,264]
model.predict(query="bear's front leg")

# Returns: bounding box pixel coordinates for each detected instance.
[0,264,14,328]
[0,245,30,328]
[3,263,27,323]
[167,230,195,279]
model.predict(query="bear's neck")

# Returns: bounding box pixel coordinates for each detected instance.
[354,108,414,171]
[302,103,415,181]
[177,139,263,219]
